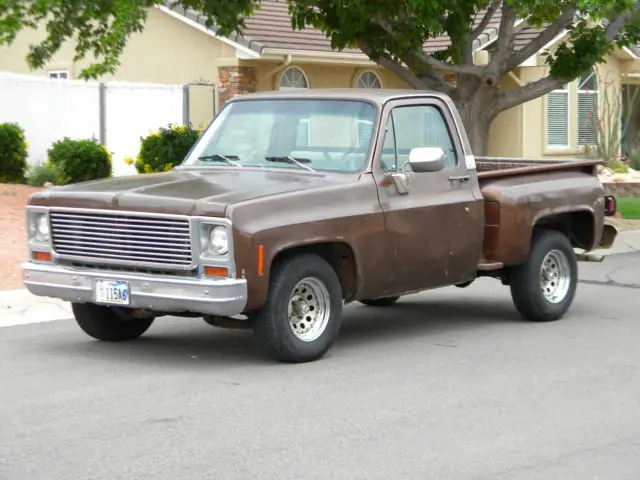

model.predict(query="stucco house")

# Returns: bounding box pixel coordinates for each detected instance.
[2,1,640,159]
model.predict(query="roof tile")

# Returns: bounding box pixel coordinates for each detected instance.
[165,1,543,57]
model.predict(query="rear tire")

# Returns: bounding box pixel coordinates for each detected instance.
[72,303,154,341]
[509,229,577,322]
[359,296,400,307]
[250,253,343,363]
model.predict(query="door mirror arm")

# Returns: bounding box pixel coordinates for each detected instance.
[391,170,411,195]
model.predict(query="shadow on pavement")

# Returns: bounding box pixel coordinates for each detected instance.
[338,296,522,345]
[42,294,524,366]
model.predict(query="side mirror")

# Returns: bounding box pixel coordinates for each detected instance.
[408,147,445,173]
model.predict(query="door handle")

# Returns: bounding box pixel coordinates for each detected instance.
[448,175,470,182]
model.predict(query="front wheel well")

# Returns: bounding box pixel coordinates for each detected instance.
[270,242,358,301]
[534,210,595,250]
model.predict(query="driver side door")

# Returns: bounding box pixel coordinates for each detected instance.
[372,98,483,295]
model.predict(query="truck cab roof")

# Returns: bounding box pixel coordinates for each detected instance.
[227,88,452,106]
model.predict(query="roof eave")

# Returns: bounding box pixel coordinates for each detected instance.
[476,18,528,51]
[156,5,263,59]
[260,48,376,65]
[621,45,640,59]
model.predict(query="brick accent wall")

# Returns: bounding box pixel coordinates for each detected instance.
[218,66,257,108]
[602,182,640,197]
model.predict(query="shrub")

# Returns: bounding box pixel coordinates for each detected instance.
[0,122,28,183]
[608,159,629,174]
[135,124,200,174]
[47,137,111,185]
[26,162,60,187]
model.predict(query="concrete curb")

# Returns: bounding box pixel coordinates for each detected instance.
[0,288,72,328]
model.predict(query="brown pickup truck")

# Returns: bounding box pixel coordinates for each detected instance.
[22,89,618,363]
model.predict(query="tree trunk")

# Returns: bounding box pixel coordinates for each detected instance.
[453,101,492,157]
[448,77,498,157]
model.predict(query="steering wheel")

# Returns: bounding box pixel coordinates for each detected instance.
[339,147,359,162]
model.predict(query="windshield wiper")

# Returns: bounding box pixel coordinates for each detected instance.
[264,156,323,176]
[198,154,243,167]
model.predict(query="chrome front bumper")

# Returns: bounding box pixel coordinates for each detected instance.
[21,262,247,316]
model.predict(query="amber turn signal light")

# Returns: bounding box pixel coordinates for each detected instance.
[204,266,229,278]
[257,244,264,276]
[33,251,52,262]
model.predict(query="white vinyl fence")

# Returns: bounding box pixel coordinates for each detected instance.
[0,72,217,177]
[104,81,185,176]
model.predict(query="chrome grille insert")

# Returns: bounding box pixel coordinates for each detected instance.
[50,210,193,269]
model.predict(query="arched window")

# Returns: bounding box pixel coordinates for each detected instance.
[279,67,309,89]
[356,70,383,89]
[577,68,599,146]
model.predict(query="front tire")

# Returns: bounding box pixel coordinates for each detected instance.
[359,296,400,307]
[509,229,577,322]
[250,253,343,363]
[72,303,155,341]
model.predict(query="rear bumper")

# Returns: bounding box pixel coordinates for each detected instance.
[21,262,247,316]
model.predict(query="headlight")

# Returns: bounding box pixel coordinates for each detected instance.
[37,215,50,239]
[28,212,50,243]
[209,226,228,255]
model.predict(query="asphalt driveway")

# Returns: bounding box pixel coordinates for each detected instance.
[1,255,640,480]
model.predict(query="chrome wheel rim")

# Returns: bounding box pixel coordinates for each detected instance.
[287,277,331,342]
[540,249,571,304]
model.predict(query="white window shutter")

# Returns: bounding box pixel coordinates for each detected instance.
[578,92,598,145]
[547,91,569,147]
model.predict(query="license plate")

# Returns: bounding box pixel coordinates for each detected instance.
[95,280,130,305]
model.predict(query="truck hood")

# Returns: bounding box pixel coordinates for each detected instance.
[28,168,353,217]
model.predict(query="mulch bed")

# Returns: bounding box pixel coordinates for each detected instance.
[0,184,43,290]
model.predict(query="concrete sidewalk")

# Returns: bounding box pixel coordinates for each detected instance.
[2,229,640,328]
[591,229,640,256]
[0,288,72,328]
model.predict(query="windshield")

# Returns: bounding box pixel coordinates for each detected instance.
[183,99,378,173]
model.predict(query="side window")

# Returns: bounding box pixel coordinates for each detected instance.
[381,104,458,171]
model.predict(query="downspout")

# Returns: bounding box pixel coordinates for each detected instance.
[507,71,524,86]
[260,54,293,85]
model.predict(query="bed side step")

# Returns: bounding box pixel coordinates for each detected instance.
[575,253,604,263]
[477,259,504,271]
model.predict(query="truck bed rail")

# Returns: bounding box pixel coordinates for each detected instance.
[476,156,603,180]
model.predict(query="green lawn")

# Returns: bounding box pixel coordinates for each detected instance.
[616,197,640,219]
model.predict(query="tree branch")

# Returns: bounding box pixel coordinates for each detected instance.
[493,3,517,66]
[414,50,483,76]
[471,0,501,42]
[462,32,473,65]
[357,40,432,90]
[605,1,640,41]
[372,15,483,76]
[404,54,453,92]
[495,2,640,115]
[505,9,578,72]
[495,74,565,113]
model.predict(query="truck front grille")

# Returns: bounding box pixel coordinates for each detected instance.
[50,210,193,269]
